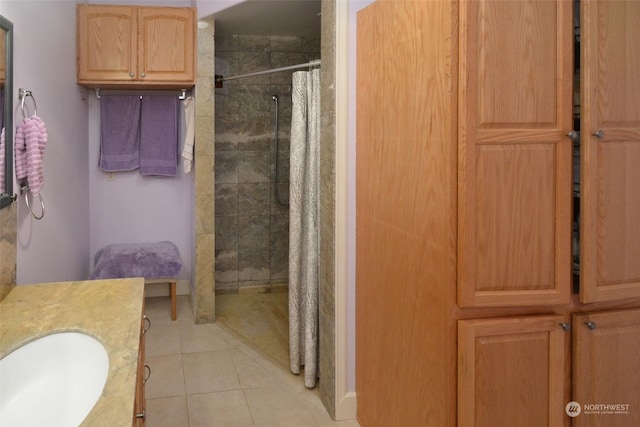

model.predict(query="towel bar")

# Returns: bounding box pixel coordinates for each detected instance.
[95,88,188,100]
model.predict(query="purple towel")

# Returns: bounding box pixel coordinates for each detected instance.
[99,95,141,172]
[89,241,183,280]
[140,96,179,176]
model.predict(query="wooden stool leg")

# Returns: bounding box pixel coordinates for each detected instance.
[170,282,177,321]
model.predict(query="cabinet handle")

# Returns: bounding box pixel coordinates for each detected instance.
[584,321,597,330]
[143,314,151,334]
[140,72,146,78]
[136,409,145,420]
[559,322,571,331]
[592,130,604,138]
[144,364,151,384]
[567,131,579,142]
[129,72,135,78]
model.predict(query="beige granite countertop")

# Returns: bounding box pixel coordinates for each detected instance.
[0,278,145,427]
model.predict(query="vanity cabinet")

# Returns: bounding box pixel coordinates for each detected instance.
[133,312,148,426]
[356,0,640,426]
[77,4,195,89]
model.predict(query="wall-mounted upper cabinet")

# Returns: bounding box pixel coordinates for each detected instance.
[77,5,196,89]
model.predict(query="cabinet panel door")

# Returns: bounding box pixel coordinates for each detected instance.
[137,8,195,83]
[458,316,568,427]
[357,1,457,425]
[580,0,640,303]
[459,0,573,307]
[573,309,640,426]
[77,5,137,82]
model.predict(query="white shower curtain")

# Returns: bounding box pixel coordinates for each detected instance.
[289,68,321,388]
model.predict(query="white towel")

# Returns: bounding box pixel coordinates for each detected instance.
[15,116,48,195]
[180,96,195,173]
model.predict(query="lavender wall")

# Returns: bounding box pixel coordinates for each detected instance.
[5,0,195,285]
[87,96,194,283]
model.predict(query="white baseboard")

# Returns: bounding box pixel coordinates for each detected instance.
[144,279,190,297]
[335,391,357,421]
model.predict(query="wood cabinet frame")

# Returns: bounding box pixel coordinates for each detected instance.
[77,4,195,89]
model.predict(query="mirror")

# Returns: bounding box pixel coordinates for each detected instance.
[0,15,13,209]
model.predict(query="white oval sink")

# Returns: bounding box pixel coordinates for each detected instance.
[0,332,109,427]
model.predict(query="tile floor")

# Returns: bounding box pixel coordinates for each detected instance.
[144,295,360,427]
[215,292,289,369]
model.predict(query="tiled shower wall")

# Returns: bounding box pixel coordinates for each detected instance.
[214,35,320,293]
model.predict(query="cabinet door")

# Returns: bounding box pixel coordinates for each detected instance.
[458,315,568,427]
[77,5,137,82]
[134,312,147,426]
[458,0,573,307]
[573,309,640,426]
[137,8,195,83]
[580,0,640,303]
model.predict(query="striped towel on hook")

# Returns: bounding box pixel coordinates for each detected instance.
[15,116,48,195]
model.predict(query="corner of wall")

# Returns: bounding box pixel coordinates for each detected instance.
[193,17,216,324]
[0,202,17,301]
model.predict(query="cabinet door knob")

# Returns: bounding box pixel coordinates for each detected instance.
[592,130,604,138]
[559,322,571,331]
[140,72,146,78]
[585,321,597,330]
[136,409,145,420]
[567,131,579,142]
[129,72,135,78]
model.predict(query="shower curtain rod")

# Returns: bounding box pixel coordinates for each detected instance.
[215,59,321,87]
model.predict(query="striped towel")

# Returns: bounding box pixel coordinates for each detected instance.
[15,116,48,195]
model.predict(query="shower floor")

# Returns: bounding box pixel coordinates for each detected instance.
[215,292,289,369]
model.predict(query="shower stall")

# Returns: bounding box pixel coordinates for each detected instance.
[214,34,320,294]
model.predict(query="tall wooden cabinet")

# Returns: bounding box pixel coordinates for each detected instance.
[356,1,640,426]
[77,4,195,89]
